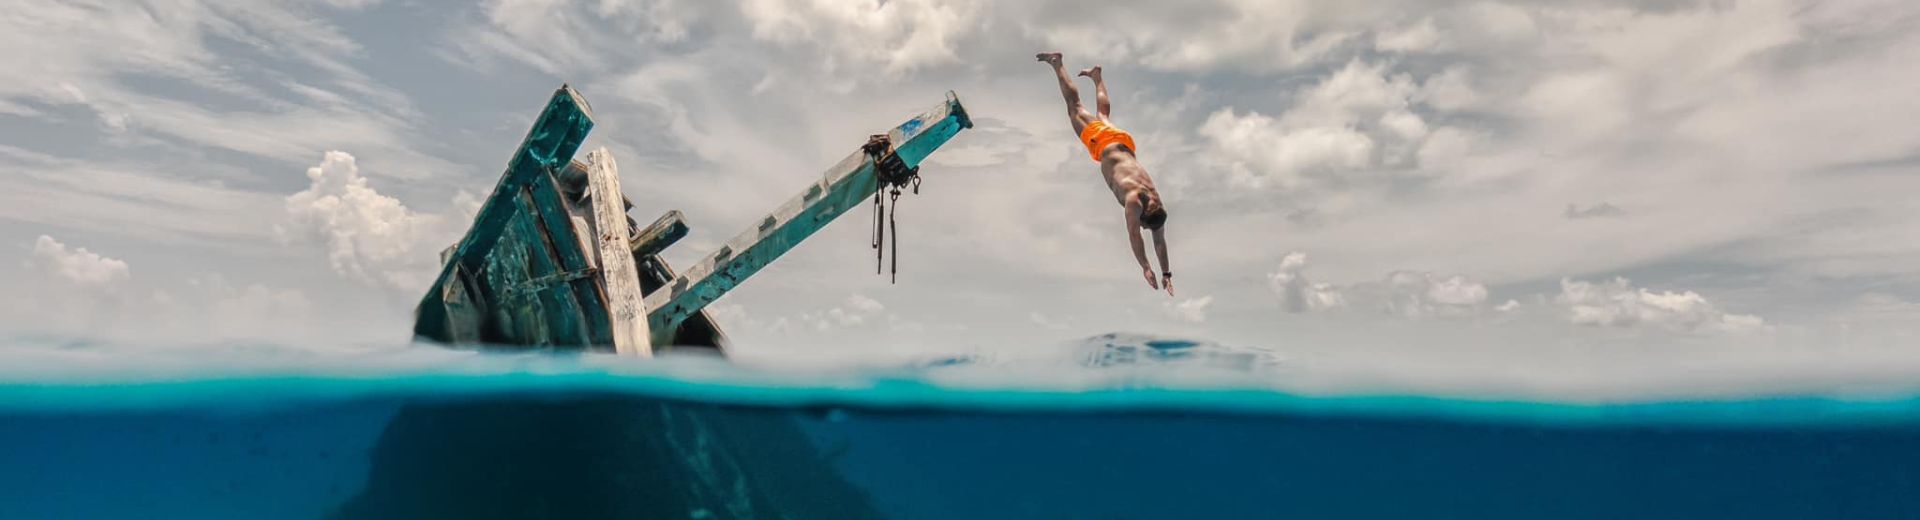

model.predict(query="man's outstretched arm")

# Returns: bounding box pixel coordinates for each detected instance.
[1151,227,1173,297]
[1125,204,1158,290]
[1152,229,1167,297]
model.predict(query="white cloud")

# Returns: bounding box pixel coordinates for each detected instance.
[845,293,885,314]
[10,237,318,343]
[179,275,314,336]
[30,235,131,287]
[1361,271,1490,318]
[450,190,484,223]
[281,151,449,291]
[1199,60,1453,190]
[1374,17,1440,53]
[741,0,979,78]
[1162,296,1214,323]
[1200,109,1373,190]
[1415,66,1479,112]
[1262,255,1770,334]
[707,302,751,328]
[1556,277,1769,333]
[1012,0,1380,73]
[1291,266,1495,319]
[1268,252,1346,312]
[443,0,710,76]
[799,293,890,331]
[0,0,449,176]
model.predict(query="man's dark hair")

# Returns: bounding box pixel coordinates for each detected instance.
[1141,197,1168,230]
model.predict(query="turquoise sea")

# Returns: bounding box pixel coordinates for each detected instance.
[4,334,1919,519]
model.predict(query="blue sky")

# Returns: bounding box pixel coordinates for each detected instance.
[3,0,1918,367]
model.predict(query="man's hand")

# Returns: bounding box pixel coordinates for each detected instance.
[1142,267,1160,290]
[1163,274,1175,297]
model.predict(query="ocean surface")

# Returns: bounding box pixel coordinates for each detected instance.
[4,333,1920,519]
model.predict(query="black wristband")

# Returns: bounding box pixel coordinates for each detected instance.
[1162,271,1172,278]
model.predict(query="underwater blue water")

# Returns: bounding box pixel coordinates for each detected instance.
[4,335,1920,519]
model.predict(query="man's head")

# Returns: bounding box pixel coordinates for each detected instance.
[1139,191,1168,230]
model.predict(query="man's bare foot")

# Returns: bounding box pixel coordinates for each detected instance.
[1036,52,1063,66]
[1077,66,1102,79]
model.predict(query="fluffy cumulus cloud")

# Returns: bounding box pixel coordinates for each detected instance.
[280,151,453,291]
[1200,109,1374,190]
[1199,59,1445,191]
[1556,277,1768,333]
[1352,271,1491,318]
[1268,253,1346,313]
[1270,253,1498,319]
[29,235,130,287]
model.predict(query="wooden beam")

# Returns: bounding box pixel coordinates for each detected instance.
[634,255,730,352]
[642,92,972,347]
[583,148,652,357]
[631,210,689,258]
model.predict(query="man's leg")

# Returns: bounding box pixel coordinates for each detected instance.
[1079,65,1110,121]
[1037,52,1095,134]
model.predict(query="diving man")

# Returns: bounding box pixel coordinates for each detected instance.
[1036,52,1173,296]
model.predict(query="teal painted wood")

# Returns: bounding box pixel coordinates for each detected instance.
[642,93,973,347]
[414,86,595,344]
[631,210,689,258]
[478,188,586,348]
[527,170,613,347]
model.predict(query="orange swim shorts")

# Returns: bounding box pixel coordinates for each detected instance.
[1079,120,1137,162]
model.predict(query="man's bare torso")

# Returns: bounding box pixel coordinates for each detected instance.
[1038,51,1174,296]
[1099,147,1155,207]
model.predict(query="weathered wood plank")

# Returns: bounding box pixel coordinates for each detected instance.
[635,255,729,352]
[526,171,608,346]
[584,148,652,357]
[440,263,485,344]
[641,92,972,347]
[631,210,688,258]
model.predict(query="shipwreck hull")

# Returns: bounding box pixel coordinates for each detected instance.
[413,85,969,355]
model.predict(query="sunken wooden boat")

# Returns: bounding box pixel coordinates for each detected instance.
[339,86,971,519]
[412,85,971,356]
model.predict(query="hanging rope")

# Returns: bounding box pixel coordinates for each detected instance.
[862,134,922,284]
